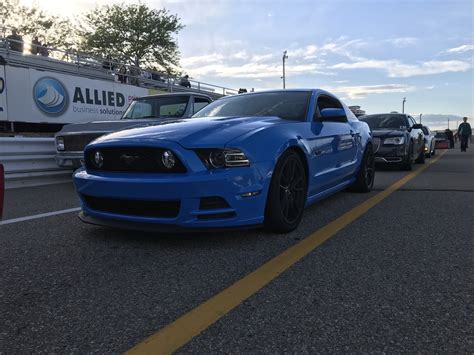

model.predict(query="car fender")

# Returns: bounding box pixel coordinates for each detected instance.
[226,122,312,164]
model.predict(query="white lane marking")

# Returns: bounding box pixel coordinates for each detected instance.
[0,207,81,226]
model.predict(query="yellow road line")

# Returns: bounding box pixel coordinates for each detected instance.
[127,150,447,355]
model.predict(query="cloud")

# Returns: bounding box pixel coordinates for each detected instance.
[251,53,274,62]
[385,37,418,47]
[328,84,416,99]
[446,44,474,53]
[331,59,472,77]
[187,61,335,79]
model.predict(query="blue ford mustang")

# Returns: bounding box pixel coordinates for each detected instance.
[74,89,374,233]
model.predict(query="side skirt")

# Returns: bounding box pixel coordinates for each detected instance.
[305,178,355,207]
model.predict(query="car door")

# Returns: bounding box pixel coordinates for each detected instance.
[306,94,357,194]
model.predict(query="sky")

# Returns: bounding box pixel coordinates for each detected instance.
[19,0,474,129]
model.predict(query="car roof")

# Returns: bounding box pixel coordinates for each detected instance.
[361,113,408,117]
[134,92,213,100]
[214,89,342,101]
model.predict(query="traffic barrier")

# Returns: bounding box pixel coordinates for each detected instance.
[0,163,4,218]
[0,137,72,189]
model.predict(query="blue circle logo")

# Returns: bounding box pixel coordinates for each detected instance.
[33,77,68,116]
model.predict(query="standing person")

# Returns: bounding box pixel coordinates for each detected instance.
[117,65,127,84]
[458,117,472,152]
[6,29,24,53]
[445,128,455,148]
[31,36,41,55]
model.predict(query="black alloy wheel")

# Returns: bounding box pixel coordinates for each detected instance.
[265,150,308,233]
[401,142,413,171]
[350,144,375,192]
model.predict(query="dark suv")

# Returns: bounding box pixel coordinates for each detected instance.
[360,113,425,170]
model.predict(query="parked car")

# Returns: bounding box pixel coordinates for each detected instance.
[422,125,436,157]
[434,132,450,149]
[359,113,425,170]
[55,93,213,168]
[74,89,374,233]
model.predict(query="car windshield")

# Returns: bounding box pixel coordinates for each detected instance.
[435,133,448,139]
[360,114,408,130]
[122,96,189,119]
[193,91,311,121]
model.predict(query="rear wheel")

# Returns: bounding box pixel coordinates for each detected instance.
[264,150,308,233]
[350,144,375,192]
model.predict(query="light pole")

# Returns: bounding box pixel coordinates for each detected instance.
[282,50,288,89]
[402,97,406,113]
[448,119,450,130]
[419,113,422,124]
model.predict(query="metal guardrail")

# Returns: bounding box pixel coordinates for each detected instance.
[0,137,72,189]
[0,36,239,97]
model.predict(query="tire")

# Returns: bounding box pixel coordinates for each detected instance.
[349,144,375,193]
[264,150,308,233]
[415,144,426,164]
[401,142,413,171]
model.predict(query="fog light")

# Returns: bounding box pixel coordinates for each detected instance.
[56,137,65,151]
[93,151,104,168]
[241,191,260,198]
[162,150,176,169]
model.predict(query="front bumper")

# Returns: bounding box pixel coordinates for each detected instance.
[56,152,83,168]
[73,160,273,231]
[374,144,408,164]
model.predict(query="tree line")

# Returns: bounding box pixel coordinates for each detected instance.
[0,1,184,74]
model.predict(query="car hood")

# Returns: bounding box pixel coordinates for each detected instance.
[56,119,157,135]
[92,116,289,148]
[372,129,406,139]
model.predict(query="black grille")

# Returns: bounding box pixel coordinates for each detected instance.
[63,134,104,151]
[199,197,230,210]
[82,195,180,218]
[85,147,187,173]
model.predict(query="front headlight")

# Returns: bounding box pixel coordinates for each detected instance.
[383,136,405,145]
[56,136,65,151]
[196,149,250,168]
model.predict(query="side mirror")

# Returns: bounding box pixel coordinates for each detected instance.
[412,124,423,129]
[320,108,346,121]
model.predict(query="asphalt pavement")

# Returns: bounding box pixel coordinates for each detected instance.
[0,147,472,353]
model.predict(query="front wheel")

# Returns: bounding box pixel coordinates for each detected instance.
[350,144,375,193]
[401,142,413,171]
[264,150,308,233]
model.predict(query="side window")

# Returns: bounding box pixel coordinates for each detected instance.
[408,116,417,127]
[314,95,347,122]
[193,97,211,114]
[159,103,187,117]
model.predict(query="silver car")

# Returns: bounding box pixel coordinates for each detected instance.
[422,125,436,157]
[55,93,212,168]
